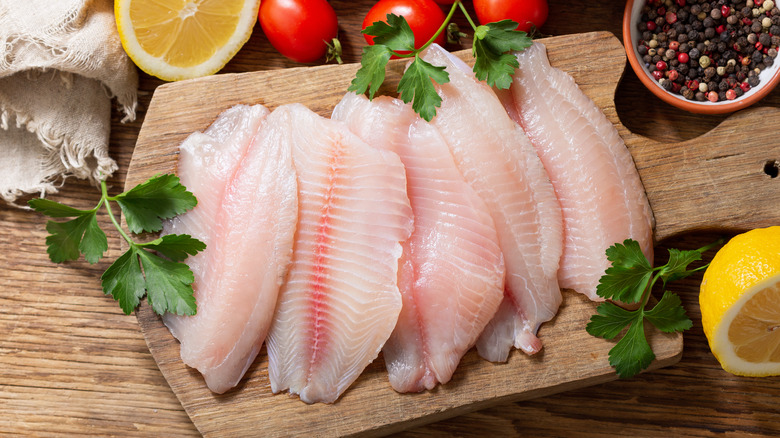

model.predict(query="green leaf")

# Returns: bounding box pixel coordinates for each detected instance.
[586,301,637,340]
[78,214,108,264]
[101,248,146,315]
[115,174,197,234]
[141,234,206,262]
[347,44,393,99]
[138,250,197,316]
[362,13,416,52]
[397,55,449,122]
[608,316,655,379]
[596,239,653,303]
[472,20,532,89]
[659,248,703,285]
[28,198,88,218]
[645,291,693,333]
[44,214,93,263]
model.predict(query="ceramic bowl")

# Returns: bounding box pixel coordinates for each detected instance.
[623,0,780,114]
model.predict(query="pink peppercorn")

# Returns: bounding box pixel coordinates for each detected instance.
[647,21,657,31]
[666,11,677,24]
[656,60,668,71]
[676,0,686,6]
[707,91,719,102]
[668,70,680,81]
[653,70,664,80]
[726,89,737,100]
[756,42,764,51]
[716,24,726,34]
[740,82,751,92]
[678,52,690,63]
[721,5,730,17]
[669,41,680,51]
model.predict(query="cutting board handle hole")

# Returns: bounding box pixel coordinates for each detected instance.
[764,160,779,178]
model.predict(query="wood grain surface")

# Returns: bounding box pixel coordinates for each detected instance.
[2,1,780,436]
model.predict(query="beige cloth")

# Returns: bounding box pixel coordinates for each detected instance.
[0,0,138,205]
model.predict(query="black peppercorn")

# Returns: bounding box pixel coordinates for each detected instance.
[748,75,760,86]
[719,79,730,91]
[760,33,772,47]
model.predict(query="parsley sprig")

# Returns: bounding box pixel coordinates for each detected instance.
[29,174,205,316]
[587,238,723,378]
[348,1,533,121]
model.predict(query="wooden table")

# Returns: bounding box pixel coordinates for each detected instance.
[2,1,778,436]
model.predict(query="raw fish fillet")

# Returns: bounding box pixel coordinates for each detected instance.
[419,44,563,361]
[332,93,505,392]
[505,42,655,300]
[163,104,299,394]
[266,103,413,404]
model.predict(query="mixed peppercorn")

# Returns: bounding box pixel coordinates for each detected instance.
[637,0,780,102]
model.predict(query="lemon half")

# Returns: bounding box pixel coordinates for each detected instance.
[115,0,260,81]
[700,226,780,376]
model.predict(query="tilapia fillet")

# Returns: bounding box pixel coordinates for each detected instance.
[163,104,299,394]
[506,42,655,300]
[332,93,505,393]
[266,104,413,404]
[419,44,563,361]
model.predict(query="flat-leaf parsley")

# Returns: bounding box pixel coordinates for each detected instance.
[586,238,722,378]
[29,174,205,316]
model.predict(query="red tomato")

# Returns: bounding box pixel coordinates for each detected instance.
[473,0,549,32]
[259,0,339,63]
[363,0,447,50]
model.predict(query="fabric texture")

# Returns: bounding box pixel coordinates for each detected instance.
[0,0,138,205]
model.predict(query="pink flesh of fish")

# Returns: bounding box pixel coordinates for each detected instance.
[266,104,413,404]
[419,44,563,361]
[163,104,299,394]
[332,93,505,392]
[505,42,655,300]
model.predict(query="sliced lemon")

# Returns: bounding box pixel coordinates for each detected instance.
[115,0,260,81]
[700,226,780,376]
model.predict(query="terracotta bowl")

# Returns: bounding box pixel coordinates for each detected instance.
[623,0,780,114]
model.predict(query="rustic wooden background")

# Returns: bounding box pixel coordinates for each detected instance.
[1,0,779,436]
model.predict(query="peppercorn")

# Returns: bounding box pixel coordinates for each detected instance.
[707,90,719,101]
[735,86,745,97]
[748,75,760,86]
[766,56,775,67]
[682,86,695,99]
[689,47,701,59]
[699,55,712,67]
[719,79,730,90]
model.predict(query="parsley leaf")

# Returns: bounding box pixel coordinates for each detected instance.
[587,301,638,340]
[114,174,197,234]
[137,250,197,316]
[141,234,206,262]
[363,13,416,52]
[397,56,449,122]
[31,174,204,316]
[102,248,147,315]
[472,20,532,89]
[43,213,107,264]
[28,198,87,218]
[659,248,703,285]
[645,291,693,333]
[608,317,655,379]
[348,44,393,99]
[587,238,719,378]
[596,239,653,303]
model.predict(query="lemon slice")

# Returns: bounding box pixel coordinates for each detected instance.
[700,226,780,376]
[115,0,260,81]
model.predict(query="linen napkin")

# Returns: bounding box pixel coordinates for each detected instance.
[0,0,138,206]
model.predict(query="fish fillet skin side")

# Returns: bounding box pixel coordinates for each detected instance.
[333,93,505,393]
[419,44,563,361]
[507,42,655,300]
[163,104,299,394]
[267,103,413,404]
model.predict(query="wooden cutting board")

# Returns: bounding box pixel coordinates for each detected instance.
[125,31,780,437]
